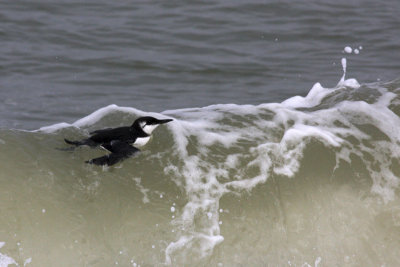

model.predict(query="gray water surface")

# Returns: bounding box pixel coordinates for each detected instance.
[1,0,400,129]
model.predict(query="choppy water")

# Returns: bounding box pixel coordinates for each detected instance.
[1,0,400,266]
[1,0,400,129]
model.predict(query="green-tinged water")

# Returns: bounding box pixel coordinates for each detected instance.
[1,79,400,266]
[0,129,182,266]
[1,0,400,265]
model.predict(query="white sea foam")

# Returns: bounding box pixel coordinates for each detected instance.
[24,258,32,266]
[282,82,330,108]
[133,177,150,204]
[344,46,352,53]
[339,58,347,84]
[301,256,322,267]
[33,57,400,264]
[161,72,400,262]
[35,78,400,264]
[0,242,18,267]
[37,104,173,133]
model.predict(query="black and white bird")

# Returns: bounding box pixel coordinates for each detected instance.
[64,116,173,166]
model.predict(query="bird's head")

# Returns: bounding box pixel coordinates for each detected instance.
[132,116,173,135]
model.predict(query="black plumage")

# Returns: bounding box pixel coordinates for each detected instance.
[64,116,173,166]
[85,140,140,166]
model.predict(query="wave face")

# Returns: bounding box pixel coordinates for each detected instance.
[1,77,400,266]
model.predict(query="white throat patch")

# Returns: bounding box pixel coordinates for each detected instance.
[133,136,151,147]
[142,124,159,135]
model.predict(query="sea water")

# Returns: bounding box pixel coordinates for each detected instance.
[1,63,400,265]
[1,0,400,266]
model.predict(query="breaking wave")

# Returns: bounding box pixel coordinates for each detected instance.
[1,58,400,266]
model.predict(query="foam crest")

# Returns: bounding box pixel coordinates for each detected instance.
[282,82,330,108]
[162,78,400,262]
[31,67,400,264]
[338,57,360,88]
[37,104,172,133]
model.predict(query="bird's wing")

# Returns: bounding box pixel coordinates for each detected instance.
[109,140,139,153]
[89,128,113,135]
[86,141,140,166]
[89,127,132,144]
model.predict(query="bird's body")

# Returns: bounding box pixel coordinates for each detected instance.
[64,116,173,166]
[86,140,140,166]
[91,127,135,143]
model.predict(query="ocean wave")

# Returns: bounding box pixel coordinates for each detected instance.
[1,63,400,265]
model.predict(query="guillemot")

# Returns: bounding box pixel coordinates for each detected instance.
[64,116,173,166]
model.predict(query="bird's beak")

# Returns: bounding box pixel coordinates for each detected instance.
[158,119,173,124]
